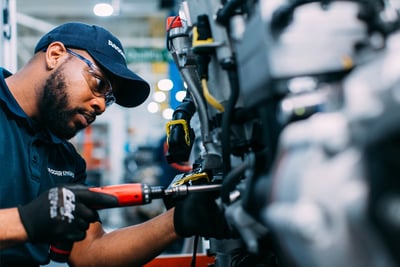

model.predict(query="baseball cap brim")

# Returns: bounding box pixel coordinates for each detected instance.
[89,50,150,108]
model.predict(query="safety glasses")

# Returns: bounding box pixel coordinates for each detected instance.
[66,49,115,107]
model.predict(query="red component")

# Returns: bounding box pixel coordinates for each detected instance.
[163,140,192,172]
[166,16,182,31]
[50,242,73,262]
[144,254,215,267]
[89,184,144,206]
[50,245,71,255]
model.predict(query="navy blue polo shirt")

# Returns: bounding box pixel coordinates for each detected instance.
[0,68,87,266]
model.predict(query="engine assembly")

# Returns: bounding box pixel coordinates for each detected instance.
[164,0,400,266]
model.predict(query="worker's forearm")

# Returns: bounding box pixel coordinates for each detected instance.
[0,208,29,249]
[70,208,180,267]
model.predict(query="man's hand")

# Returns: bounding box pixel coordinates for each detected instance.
[173,191,232,239]
[18,184,118,243]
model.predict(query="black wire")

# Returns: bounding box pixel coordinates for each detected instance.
[221,60,239,176]
[190,235,200,267]
[221,159,250,204]
[216,0,246,26]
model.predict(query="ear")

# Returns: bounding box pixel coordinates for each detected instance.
[45,41,67,70]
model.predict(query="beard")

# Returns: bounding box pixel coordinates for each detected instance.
[38,67,86,140]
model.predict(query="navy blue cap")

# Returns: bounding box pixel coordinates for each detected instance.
[34,22,150,108]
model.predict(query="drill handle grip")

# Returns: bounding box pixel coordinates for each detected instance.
[89,183,149,209]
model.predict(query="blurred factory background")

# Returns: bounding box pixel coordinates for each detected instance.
[0,0,185,235]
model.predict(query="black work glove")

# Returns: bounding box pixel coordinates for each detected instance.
[173,191,232,239]
[18,184,118,243]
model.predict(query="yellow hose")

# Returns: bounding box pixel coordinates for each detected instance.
[201,78,225,112]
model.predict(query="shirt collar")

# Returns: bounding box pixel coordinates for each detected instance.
[0,67,64,144]
[0,67,29,119]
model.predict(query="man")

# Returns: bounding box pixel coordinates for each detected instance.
[0,22,229,266]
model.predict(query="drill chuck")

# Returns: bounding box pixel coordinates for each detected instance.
[164,184,222,197]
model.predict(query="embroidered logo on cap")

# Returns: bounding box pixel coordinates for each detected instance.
[108,40,126,60]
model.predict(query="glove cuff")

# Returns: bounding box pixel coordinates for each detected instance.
[173,206,192,237]
[17,205,38,242]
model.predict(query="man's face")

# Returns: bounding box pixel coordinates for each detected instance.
[38,66,95,140]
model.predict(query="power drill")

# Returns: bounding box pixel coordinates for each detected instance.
[50,182,221,262]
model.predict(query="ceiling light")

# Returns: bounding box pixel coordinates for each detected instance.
[93,3,114,17]
[153,91,167,102]
[175,90,186,102]
[147,102,160,113]
[162,108,174,120]
[157,79,173,91]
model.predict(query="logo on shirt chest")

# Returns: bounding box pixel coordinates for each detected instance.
[47,167,75,178]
